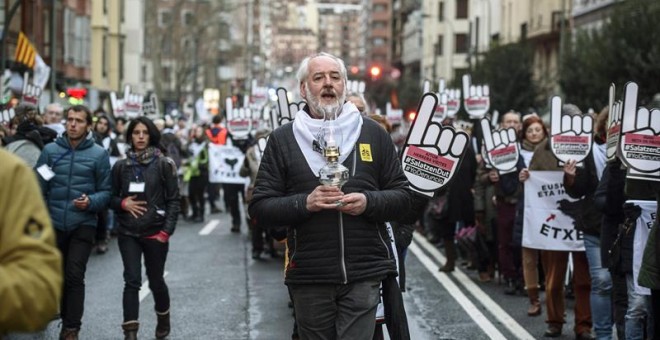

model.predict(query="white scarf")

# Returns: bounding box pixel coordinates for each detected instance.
[592,142,607,180]
[293,102,363,177]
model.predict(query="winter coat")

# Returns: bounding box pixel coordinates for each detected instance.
[638,184,660,289]
[0,149,61,334]
[562,149,603,236]
[594,160,631,273]
[4,123,57,167]
[35,132,112,232]
[110,154,180,237]
[249,118,413,285]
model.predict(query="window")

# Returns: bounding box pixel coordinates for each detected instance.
[102,34,107,77]
[119,39,124,81]
[373,38,385,46]
[435,35,443,55]
[456,0,468,19]
[182,11,194,26]
[162,39,172,56]
[438,2,444,21]
[159,10,172,27]
[374,4,387,12]
[162,66,171,83]
[372,21,386,29]
[520,23,528,40]
[455,33,468,53]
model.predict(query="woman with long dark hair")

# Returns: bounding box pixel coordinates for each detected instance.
[110,116,180,340]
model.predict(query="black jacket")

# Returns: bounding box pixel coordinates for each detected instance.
[249,118,413,285]
[563,150,603,236]
[594,160,630,273]
[110,155,180,237]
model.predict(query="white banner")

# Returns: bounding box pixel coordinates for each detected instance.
[522,171,585,251]
[207,143,247,184]
[631,200,657,295]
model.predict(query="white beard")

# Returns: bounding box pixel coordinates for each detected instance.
[305,85,345,119]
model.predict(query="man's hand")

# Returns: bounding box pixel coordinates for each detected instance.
[563,159,577,187]
[72,194,89,210]
[462,74,490,119]
[337,193,367,216]
[519,168,530,182]
[306,185,344,212]
[481,117,520,173]
[122,194,148,218]
[402,93,469,197]
[549,96,593,165]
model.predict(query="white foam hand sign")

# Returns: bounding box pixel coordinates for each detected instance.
[606,83,623,161]
[619,82,660,174]
[254,136,268,163]
[481,117,520,173]
[462,74,490,119]
[432,79,448,124]
[549,96,593,165]
[21,72,42,105]
[226,98,253,140]
[402,93,470,197]
[272,87,301,129]
[142,93,160,119]
[0,106,15,124]
[122,86,144,118]
[422,79,431,93]
[445,87,461,119]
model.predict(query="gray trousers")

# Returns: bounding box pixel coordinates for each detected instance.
[288,279,382,340]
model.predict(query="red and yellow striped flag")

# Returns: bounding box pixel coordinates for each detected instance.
[14,32,36,69]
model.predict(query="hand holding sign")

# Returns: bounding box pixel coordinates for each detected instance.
[462,74,490,119]
[402,93,470,197]
[550,96,593,165]
[21,72,42,105]
[619,82,660,174]
[226,102,253,140]
[272,87,301,129]
[481,117,520,173]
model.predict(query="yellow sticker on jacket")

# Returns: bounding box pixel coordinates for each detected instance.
[359,144,373,162]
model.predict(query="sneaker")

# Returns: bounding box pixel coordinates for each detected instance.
[210,206,222,214]
[231,224,240,233]
[252,249,262,260]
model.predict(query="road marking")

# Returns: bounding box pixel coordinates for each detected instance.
[413,234,535,340]
[199,219,219,235]
[408,242,507,340]
[139,271,169,302]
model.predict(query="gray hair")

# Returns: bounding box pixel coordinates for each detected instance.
[296,52,348,87]
[562,103,582,116]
